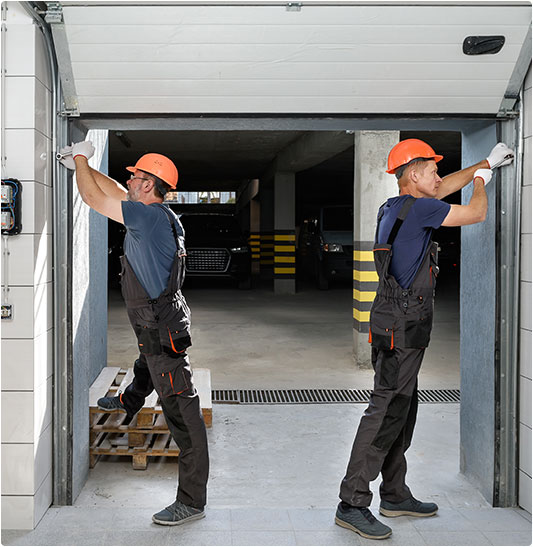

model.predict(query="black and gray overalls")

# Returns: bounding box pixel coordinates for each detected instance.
[340,196,438,507]
[119,205,209,510]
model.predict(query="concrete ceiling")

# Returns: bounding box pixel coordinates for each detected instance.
[108,129,358,191]
[107,129,462,192]
[108,129,306,190]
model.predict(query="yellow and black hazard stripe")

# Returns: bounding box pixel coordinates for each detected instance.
[353,241,378,333]
[274,230,296,280]
[248,233,260,267]
[260,232,274,272]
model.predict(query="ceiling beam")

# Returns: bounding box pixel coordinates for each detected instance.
[263,130,354,180]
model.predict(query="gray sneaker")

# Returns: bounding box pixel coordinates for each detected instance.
[335,505,392,540]
[97,394,126,413]
[152,500,205,526]
[380,496,438,518]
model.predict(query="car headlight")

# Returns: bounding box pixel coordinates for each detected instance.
[230,246,249,253]
[323,243,343,252]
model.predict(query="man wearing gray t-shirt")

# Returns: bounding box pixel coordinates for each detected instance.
[59,143,209,527]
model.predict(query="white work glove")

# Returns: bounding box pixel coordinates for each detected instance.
[72,140,95,161]
[473,168,493,186]
[57,145,75,170]
[486,142,515,169]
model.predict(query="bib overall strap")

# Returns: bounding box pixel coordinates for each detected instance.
[156,204,180,251]
[386,196,416,245]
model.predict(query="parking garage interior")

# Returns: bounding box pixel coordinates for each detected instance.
[104,129,463,391]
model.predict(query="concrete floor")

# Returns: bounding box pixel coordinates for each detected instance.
[107,277,461,390]
[3,277,531,545]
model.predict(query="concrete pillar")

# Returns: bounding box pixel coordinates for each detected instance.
[259,178,274,280]
[249,197,261,276]
[274,172,296,295]
[352,131,399,367]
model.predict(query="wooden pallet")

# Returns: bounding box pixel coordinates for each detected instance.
[90,431,180,470]
[89,366,212,469]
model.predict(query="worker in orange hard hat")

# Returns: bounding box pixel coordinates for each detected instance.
[335,139,515,540]
[58,143,209,527]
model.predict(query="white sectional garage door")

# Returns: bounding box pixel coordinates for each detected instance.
[61,1,531,115]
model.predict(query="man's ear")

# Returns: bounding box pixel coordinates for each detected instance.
[408,166,419,184]
[143,179,155,194]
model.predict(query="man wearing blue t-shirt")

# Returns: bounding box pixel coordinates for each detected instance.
[59,142,209,528]
[335,139,515,540]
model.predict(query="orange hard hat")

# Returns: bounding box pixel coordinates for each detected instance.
[126,153,178,189]
[386,139,443,175]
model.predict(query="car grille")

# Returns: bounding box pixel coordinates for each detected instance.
[186,248,230,273]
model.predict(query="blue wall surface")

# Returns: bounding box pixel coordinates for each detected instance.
[460,122,498,503]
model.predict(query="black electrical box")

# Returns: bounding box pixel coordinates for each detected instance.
[1,179,22,235]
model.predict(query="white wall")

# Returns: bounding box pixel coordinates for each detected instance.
[519,64,532,514]
[1,3,54,530]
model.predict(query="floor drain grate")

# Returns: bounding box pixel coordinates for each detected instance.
[212,388,460,405]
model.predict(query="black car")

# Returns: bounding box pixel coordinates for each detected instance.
[298,205,353,289]
[178,213,252,289]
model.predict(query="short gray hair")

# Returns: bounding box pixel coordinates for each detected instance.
[395,157,431,180]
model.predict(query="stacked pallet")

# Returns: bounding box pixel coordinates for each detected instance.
[89,366,212,470]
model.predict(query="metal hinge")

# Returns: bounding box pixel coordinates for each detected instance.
[286,2,302,11]
[44,2,63,24]
[1,4,7,22]
[497,96,519,118]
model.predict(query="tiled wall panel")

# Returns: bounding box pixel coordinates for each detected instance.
[33,471,53,528]
[1,339,34,391]
[33,424,53,493]
[520,329,532,380]
[1,286,35,339]
[34,378,53,441]
[519,423,532,477]
[1,392,34,443]
[1,496,34,530]
[1,444,35,495]
[20,182,52,236]
[4,129,50,185]
[1,7,54,531]
[519,64,532,514]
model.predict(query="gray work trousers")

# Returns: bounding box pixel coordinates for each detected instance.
[123,353,209,510]
[339,346,424,507]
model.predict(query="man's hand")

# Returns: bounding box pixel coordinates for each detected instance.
[58,145,75,170]
[487,143,515,169]
[72,141,95,161]
[473,168,493,186]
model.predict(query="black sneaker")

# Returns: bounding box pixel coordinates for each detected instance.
[152,500,205,526]
[380,496,438,518]
[97,393,126,413]
[335,504,392,540]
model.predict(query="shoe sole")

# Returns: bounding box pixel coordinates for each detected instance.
[335,516,392,540]
[152,511,205,526]
[97,405,125,413]
[379,508,437,518]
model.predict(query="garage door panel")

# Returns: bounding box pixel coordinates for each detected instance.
[66,23,527,46]
[63,4,531,27]
[73,61,517,82]
[61,3,531,114]
[69,43,523,64]
[76,78,508,98]
[79,95,499,114]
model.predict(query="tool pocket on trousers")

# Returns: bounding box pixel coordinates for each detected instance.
[404,316,432,348]
[376,350,400,390]
[162,326,192,358]
[134,325,161,355]
[153,360,194,398]
[369,325,394,350]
